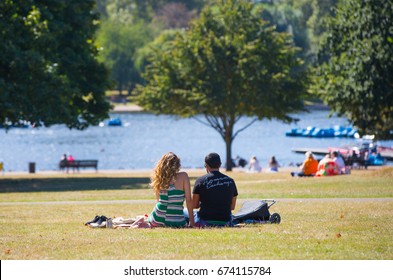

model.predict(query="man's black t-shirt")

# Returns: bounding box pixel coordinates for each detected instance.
[193,171,238,222]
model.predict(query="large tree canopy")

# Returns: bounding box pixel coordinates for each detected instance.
[94,0,206,94]
[311,0,393,139]
[0,0,111,129]
[255,1,311,64]
[96,20,153,95]
[136,0,307,170]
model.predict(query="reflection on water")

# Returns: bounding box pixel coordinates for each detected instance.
[1,111,392,172]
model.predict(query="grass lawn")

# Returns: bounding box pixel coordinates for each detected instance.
[0,167,392,260]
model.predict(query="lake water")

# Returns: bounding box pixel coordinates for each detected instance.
[1,110,392,172]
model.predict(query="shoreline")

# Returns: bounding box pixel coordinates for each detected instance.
[110,104,144,113]
[110,103,331,114]
[0,166,387,178]
[0,167,298,178]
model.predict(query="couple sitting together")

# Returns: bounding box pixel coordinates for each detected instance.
[148,152,238,228]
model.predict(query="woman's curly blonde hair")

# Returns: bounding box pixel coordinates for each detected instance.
[151,152,181,195]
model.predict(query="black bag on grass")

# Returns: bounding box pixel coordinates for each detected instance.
[233,200,280,224]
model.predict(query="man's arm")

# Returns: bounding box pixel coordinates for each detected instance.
[231,196,237,210]
[192,193,200,209]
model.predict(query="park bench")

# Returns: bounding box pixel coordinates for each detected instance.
[59,160,98,171]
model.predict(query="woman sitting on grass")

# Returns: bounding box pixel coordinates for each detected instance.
[291,151,318,177]
[268,156,280,172]
[148,152,195,228]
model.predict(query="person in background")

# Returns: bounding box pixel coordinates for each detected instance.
[67,154,75,162]
[291,151,318,177]
[317,154,331,169]
[60,154,67,162]
[59,154,68,172]
[268,156,280,172]
[331,151,345,174]
[248,156,262,173]
[192,153,238,227]
[148,152,194,228]
[66,154,75,173]
[315,154,339,176]
[235,156,247,168]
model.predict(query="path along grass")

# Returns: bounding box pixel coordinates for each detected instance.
[0,167,392,259]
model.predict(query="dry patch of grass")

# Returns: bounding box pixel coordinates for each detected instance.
[0,167,392,259]
[1,168,392,202]
[362,166,393,178]
[1,200,392,260]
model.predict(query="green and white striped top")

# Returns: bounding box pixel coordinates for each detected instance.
[148,184,187,228]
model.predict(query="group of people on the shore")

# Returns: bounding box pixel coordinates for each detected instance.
[233,155,281,173]
[59,153,75,173]
[291,150,349,177]
[85,149,352,229]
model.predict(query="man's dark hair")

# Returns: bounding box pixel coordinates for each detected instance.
[205,153,221,168]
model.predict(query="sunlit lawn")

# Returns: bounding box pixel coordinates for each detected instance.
[0,167,392,259]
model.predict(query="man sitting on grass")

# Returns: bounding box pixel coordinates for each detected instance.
[191,153,238,227]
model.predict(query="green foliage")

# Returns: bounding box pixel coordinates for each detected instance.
[306,0,340,62]
[0,0,111,129]
[136,0,307,170]
[153,2,197,29]
[94,0,205,93]
[96,0,207,25]
[312,0,393,139]
[252,0,340,63]
[255,1,311,65]
[134,29,179,75]
[96,20,154,94]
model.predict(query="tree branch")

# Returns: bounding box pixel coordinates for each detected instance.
[205,114,225,138]
[192,116,211,127]
[192,115,225,138]
[233,117,258,139]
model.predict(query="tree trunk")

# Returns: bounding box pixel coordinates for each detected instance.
[204,115,235,172]
[225,135,233,171]
[118,80,123,96]
[224,120,234,171]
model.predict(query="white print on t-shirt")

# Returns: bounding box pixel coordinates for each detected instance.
[204,177,232,189]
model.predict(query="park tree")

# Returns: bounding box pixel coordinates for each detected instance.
[96,20,153,95]
[134,29,179,77]
[0,0,111,129]
[154,2,196,29]
[136,0,307,171]
[255,1,311,65]
[255,0,341,65]
[305,0,340,63]
[103,0,161,24]
[311,0,393,139]
[96,0,206,23]
[95,0,205,95]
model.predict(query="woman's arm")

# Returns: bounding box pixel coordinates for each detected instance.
[300,160,307,171]
[182,173,195,227]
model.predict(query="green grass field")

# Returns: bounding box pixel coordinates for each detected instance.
[0,167,392,260]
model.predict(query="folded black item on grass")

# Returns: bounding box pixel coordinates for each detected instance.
[232,200,281,224]
[85,215,107,226]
